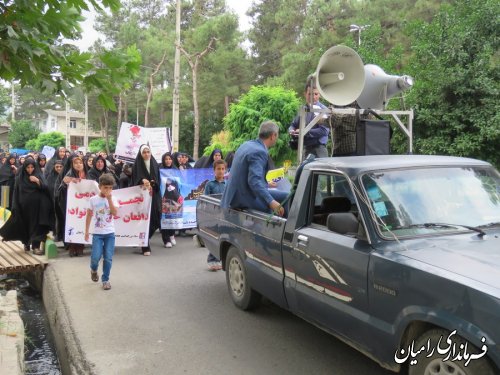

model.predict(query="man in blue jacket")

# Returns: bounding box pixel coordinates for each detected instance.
[221,121,285,217]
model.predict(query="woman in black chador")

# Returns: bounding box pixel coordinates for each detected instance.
[0,159,54,255]
[44,146,67,178]
[0,154,19,208]
[55,154,88,256]
[160,152,178,248]
[87,154,119,187]
[131,145,161,256]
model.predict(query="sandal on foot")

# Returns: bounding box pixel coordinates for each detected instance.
[91,270,99,282]
[102,281,111,290]
[143,251,151,256]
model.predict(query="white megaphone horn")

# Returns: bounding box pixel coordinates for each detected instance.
[356,64,413,110]
[315,45,365,106]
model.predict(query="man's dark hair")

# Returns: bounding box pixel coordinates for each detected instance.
[99,173,115,186]
[213,159,226,170]
[305,75,317,92]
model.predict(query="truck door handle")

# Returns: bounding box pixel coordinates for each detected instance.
[297,235,309,246]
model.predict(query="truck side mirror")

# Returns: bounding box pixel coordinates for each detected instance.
[327,213,359,235]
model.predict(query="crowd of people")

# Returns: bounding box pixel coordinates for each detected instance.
[0,79,330,290]
[0,146,232,258]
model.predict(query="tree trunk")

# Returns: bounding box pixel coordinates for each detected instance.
[117,92,123,132]
[224,96,230,116]
[178,38,216,160]
[192,61,199,159]
[103,109,110,154]
[145,51,168,127]
[123,95,128,124]
[145,78,152,127]
[99,117,104,138]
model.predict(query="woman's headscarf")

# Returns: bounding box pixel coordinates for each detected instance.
[46,159,63,200]
[160,152,177,169]
[37,153,47,169]
[0,155,18,184]
[69,155,86,179]
[208,149,223,166]
[59,154,87,181]
[44,146,68,177]
[163,177,181,201]
[132,144,160,187]
[17,159,44,198]
[131,144,161,234]
[87,155,109,182]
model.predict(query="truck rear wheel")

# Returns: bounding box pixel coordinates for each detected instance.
[408,329,495,375]
[226,247,261,310]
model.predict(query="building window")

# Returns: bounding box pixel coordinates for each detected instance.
[51,118,56,130]
[69,119,77,129]
[71,136,84,146]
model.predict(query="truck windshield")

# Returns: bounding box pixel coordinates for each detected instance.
[361,166,500,238]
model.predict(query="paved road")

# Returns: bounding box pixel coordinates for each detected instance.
[47,233,395,375]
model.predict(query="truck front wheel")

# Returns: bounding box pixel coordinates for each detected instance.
[226,247,262,310]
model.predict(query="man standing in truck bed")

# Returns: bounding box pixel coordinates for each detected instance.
[221,121,285,217]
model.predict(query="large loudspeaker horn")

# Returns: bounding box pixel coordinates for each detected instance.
[315,45,365,106]
[356,64,413,110]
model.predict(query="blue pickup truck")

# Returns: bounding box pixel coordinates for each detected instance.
[196,155,500,375]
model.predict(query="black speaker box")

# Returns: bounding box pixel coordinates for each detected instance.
[356,119,391,155]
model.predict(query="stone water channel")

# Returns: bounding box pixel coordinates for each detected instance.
[0,274,61,375]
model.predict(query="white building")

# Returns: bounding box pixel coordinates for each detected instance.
[34,109,102,151]
[0,122,10,151]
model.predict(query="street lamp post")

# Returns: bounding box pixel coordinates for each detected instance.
[349,24,370,46]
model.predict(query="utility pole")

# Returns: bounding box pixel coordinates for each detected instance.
[84,94,89,151]
[65,101,70,149]
[349,24,370,46]
[171,0,181,152]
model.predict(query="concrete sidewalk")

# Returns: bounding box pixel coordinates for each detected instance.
[43,232,227,375]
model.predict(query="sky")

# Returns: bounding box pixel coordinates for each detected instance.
[74,1,253,51]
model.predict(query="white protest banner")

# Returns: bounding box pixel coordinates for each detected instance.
[65,180,99,244]
[115,122,170,163]
[41,145,56,160]
[65,180,151,247]
[112,186,151,246]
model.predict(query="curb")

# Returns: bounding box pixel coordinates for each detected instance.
[42,265,96,375]
[0,290,24,375]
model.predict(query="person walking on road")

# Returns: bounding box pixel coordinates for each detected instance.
[85,173,119,291]
[56,154,88,256]
[131,145,161,256]
[160,152,178,248]
[0,159,54,255]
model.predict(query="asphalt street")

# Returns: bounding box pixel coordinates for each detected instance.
[46,232,394,375]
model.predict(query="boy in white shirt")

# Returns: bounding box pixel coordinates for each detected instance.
[85,174,119,290]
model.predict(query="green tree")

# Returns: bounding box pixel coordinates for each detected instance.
[13,83,67,120]
[8,120,40,148]
[247,0,308,84]
[0,0,120,97]
[25,131,65,151]
[223,85,300,165]
[406,0,500,167]
[89,138,116,153]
